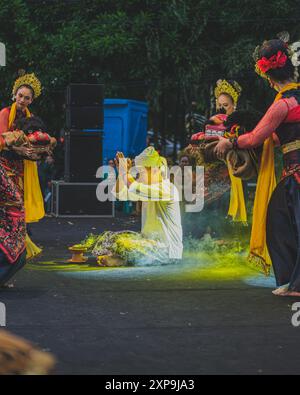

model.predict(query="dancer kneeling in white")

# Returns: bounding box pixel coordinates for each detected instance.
[72,147,182,266]
[112,147,183,264]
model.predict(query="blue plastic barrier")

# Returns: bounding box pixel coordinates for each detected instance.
[102,99,148,163]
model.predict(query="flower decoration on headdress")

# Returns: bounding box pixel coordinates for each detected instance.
[253,32,295,80]
[256,51,287,73]
[12,70,42,99]
[214,79,242,106]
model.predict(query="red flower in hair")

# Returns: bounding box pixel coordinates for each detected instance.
[256,51,288,73]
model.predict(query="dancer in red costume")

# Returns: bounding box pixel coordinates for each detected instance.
[0,72,45,261]
[215,37,300,296]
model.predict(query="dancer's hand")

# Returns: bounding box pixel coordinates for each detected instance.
[127,158,132,170]
[116,152,131,169]
[185,144,199,155]
[214,137,233,160]
[11,145,36,159]
[115,152,128,176]
[115,151,123,167]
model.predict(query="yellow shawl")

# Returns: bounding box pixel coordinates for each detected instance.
[227,167,247,223]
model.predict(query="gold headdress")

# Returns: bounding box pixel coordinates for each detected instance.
[12,70,42,99]
[214,79,242,106]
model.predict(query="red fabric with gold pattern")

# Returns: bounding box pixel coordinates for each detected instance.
[0,107,26,263]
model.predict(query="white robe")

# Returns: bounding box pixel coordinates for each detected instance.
[113,179,183,260]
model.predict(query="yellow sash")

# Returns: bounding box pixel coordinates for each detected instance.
[26,233,42,260]
[8,102,45,223]
[227,167,247,223]
[248,138,276,274]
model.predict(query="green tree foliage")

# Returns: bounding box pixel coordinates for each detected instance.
[0,0,299,149]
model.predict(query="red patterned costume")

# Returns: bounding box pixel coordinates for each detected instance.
[0,108,27,264]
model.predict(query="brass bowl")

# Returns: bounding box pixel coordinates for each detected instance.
[68,246,88,263]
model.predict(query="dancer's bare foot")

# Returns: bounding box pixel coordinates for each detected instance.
[272,285,289,296]
[278,291,300,297]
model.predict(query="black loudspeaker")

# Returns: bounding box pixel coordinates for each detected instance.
[67,84,104,106]
[66,84,104,130]
[51,181,114,217]
[64,130,103,182]
[66,106,103,130]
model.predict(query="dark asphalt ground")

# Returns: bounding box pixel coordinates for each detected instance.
[1,214,300,375]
